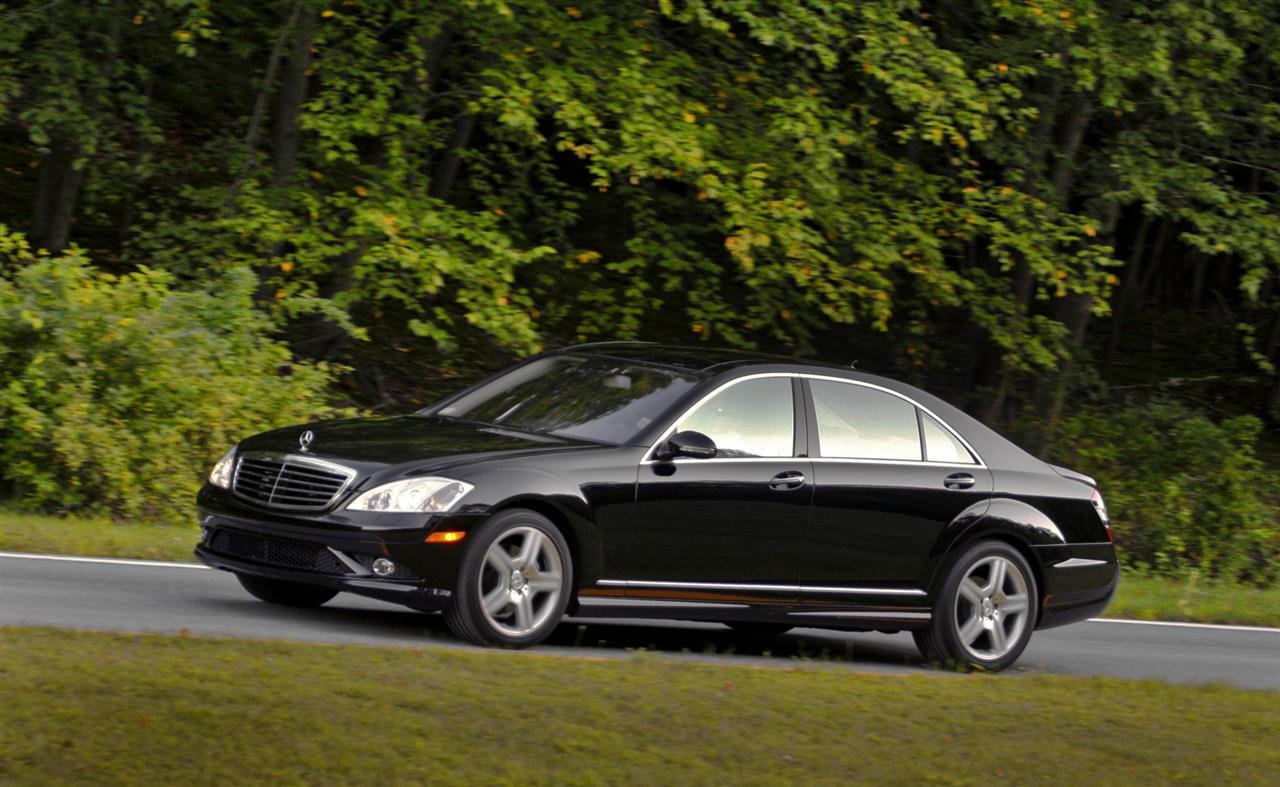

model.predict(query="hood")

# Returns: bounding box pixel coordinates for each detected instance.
[236,415,600,468]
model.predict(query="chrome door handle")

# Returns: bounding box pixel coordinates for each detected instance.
[768,471,806,490]
[944,472,976,490]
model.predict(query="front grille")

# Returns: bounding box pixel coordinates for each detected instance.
[233,453,354,511]
[208,529,350,575]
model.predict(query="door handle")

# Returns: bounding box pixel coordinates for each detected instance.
[768,471,806,491]
[943,472,976,490]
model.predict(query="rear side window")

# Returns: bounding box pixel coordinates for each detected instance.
[922,412,976,464]
[676,377,794,458]
[810,380,921,461]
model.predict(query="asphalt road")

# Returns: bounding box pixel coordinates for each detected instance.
[2,552,1277,690]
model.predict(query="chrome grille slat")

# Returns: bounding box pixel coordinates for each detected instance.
[231,452,356,511]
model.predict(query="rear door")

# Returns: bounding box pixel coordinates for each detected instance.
[800,378,993,600]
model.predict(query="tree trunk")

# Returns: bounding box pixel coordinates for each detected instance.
[429,112,476,201]
[30,139,82,252]
[271,7,318,190]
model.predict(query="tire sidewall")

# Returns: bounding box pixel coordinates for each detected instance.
[934,539,1039,672]
[451,509,573,647]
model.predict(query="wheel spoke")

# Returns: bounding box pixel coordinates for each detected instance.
[1000,593,1029,615]
[958,613,983,646]
[483,586,510,616]
[514,593,534,630]
[517,530,545,568]
[989,618,1008,654]
[486,548,514,574]
[527,571,561,593]
[958,578,983,605]
[985,558,1007,596]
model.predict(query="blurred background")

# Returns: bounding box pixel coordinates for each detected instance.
[1,0,1276,589]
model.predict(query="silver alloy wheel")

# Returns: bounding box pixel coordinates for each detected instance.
[954,555,1031,661]
[477,525,565,637]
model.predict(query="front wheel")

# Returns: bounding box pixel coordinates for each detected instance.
[913,540,1038,672]
[443,509,572,648]
[236,574,338,607]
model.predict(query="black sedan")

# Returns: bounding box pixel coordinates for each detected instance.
[195,342,1118,671]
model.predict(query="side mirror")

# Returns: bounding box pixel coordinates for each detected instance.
[656,430,717,461]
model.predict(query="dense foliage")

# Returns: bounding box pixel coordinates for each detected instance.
[1054,402,1279,585]
[0,2,1277,574]
[0,229,339,520]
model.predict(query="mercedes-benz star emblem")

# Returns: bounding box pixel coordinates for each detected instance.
[299,430,314,452]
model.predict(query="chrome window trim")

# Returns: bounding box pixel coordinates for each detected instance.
[232,451,358,511]
[641,372,985,467]
[596,579,926,597]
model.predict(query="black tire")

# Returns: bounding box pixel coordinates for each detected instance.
[725,622,793,638]
[236,574,338,607]
[443,508,573,648]
[913,539,1039,672]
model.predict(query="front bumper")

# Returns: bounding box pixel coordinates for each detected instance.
[196,488,486,612]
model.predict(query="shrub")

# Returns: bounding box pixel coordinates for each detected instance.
[0,228,342,522]
[1052,401,1280,586]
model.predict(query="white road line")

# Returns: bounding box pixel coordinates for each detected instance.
[0,552,209,570]
[1089,617,1280,634]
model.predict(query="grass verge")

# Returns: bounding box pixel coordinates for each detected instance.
[2,627,1278,785]
[0,508,196,563]
[3,509,1278,627]
[1104,572,1280,628]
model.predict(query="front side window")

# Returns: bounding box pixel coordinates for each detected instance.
[810,380,922,461]
[675,377,794,458]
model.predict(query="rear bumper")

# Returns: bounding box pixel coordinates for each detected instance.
[1033,542,1120,630]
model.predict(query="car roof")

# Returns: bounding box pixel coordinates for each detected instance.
[552,341,850,375]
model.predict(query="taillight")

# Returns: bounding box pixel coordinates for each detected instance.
[1092,489,1112,541]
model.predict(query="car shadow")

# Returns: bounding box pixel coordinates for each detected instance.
[204,592,932,671]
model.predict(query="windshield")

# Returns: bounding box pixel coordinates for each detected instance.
[432,354,700,444]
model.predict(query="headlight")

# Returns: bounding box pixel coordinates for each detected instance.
[346,477,474,513]
[209,447,237,489]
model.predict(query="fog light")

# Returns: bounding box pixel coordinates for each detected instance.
[372,558,396,577]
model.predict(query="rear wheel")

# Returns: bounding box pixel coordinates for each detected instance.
[913,540,1038,672]
[236,574,337,607]
[443,509,572,648]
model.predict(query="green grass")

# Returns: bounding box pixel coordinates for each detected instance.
[3,508,1277,627]
[1104,572,1280,628]
[2,628,1277,786]
[0,508,196,563]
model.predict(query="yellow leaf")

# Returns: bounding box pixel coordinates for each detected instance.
[899,35,910,45]
[997,63,1009,72]
[779,309,792,320]
[683,112,697,123]
[275,289,288,299]
[962,186,978,194]
[1084,225,1098,237]
[310,170,324,181]
[566,6,582,18]
[172,30,192,42]
[132,15,144,24]
[492,206,506,216]
[496,296,509,306]
[280,261,294,272]
[321,9,335,18]
[354,185,369,197]
[691,323,704,333]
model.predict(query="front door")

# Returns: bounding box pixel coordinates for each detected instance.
[624,376,811,602]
